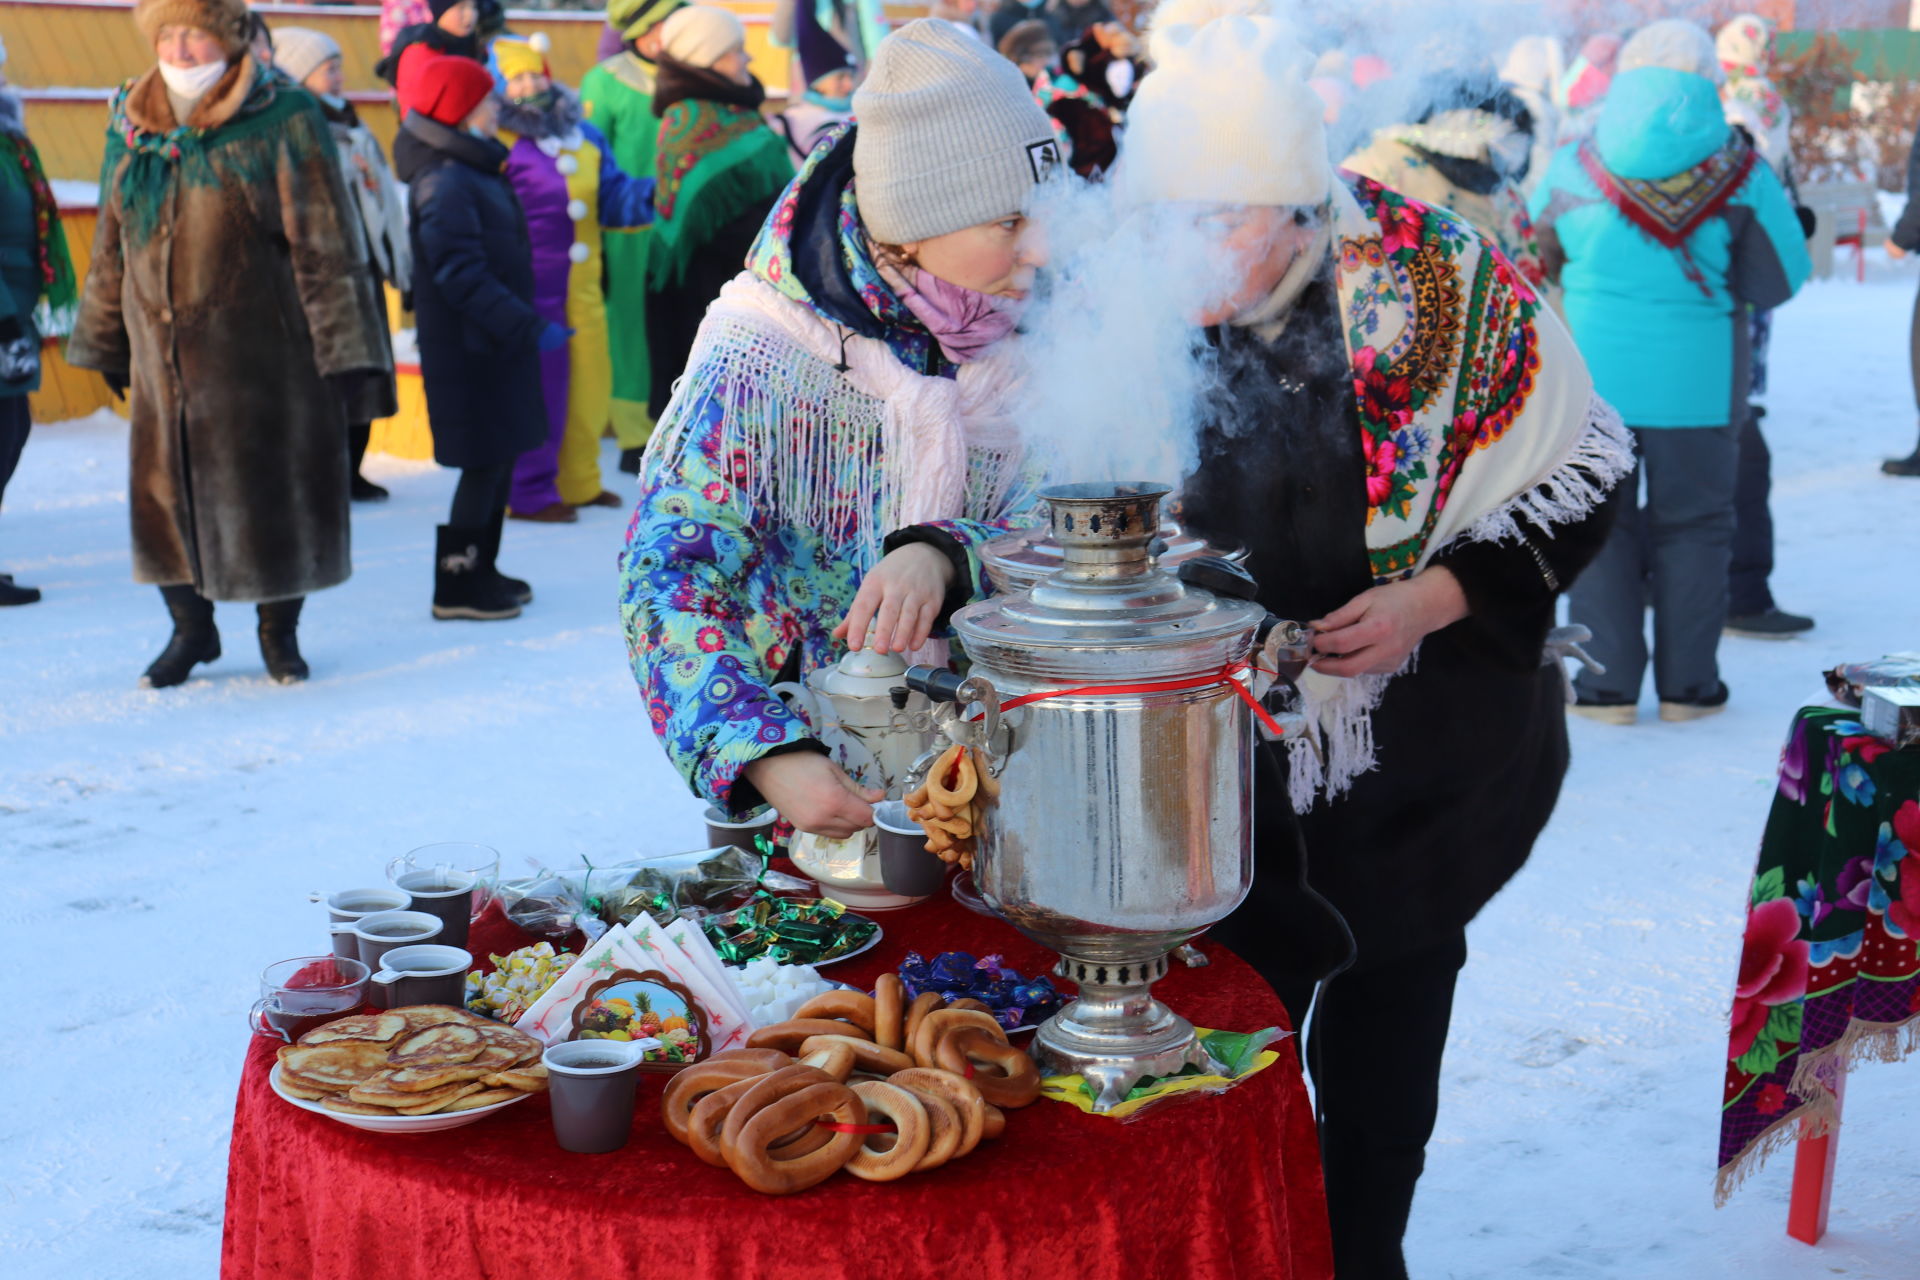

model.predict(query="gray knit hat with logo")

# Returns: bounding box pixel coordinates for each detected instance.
[853,19,1060,245]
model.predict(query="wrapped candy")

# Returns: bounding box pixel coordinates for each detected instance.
[897,951,1064,1030]
[465,942,580,1022]
[700,892,879,965]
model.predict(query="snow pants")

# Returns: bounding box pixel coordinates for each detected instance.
[0,396,27,511]
[1729,403,1776,617]
[1569,424,1738,705]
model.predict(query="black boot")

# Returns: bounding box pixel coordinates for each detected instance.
[0,572,40,606]
[481,507,533,605]
[143,584,220,688]
[257,597,309,684]
[618,446,644,475]
[1886,429,1920,477]
[433,525,522,620]
[349,423,389,501]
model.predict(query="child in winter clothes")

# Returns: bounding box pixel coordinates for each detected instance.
[1530,20,1810,720]
[580,0,685,472]
[376,0,481,95]
[620,19,1056,839]
[275,27,410,503]
[770,3,856,168]
[489,36,656,522]
[393,45,561,621]
[644,7,794,423]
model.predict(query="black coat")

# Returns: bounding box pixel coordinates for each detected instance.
[1191,274,1615,983]
[393,114,547,470]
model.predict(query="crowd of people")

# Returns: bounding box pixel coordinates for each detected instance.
[0,0,1916,1273]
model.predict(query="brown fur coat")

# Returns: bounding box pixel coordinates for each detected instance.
[68,59,389,602]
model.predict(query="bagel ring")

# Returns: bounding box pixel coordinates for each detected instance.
[702,1048,794,1071]
[796,1039,857,1082]
[911,1007,1006,1069]
[903,992,944,1049]
[686,1075,769,1167]
[661,1056,785,1146]
[935,1027,1043,1109]
[926,745,979,808]
[798,1033,913,1077]
[792,989,877,1035]
[946,998,993,1016]
[891,1067,986,1159]
[981,1102,1006,1140]
[893,1081,962,1171]
[746,1019,872,1053]
[842,1080,931,1182]
[721,1069,863,1195]
[873,973,907,1051]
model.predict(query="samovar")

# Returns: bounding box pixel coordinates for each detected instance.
[903,482,1305,1110]
[980,505,1247,595]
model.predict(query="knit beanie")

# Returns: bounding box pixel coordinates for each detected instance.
[1716,13,1774,80]
[272,27,340,87]
[428,0,467,21]
[1119,0,1330,209]
[660,6,745,70]
[490,33,551,82]
[998,19,1057,68]
[399,44,494,125]
[133,0,251,58]
[853,18,1057,244]
[609,0,686,42]
[1619,19,1723,84]
[796,1,854,87]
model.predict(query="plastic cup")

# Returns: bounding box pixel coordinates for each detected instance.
[388,843,501,925]
[544,1039,650,1154]
[704,805,778,856]
[369,944,472,1009]
[874,800,946,895]
[313,887,412,960]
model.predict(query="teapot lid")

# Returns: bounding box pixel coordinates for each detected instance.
[816,647,910,697]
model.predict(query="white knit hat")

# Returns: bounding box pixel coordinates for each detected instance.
[660,6,745,70]
[1119,0,1331,209]
[853,18,1058,245]
[1619,19,1723,84]
[272,27,340,88]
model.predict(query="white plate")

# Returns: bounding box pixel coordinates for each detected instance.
[269,1065,535,1133]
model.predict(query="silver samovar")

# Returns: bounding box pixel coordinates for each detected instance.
[903,482,1305,1111]
[980,504,1247,595]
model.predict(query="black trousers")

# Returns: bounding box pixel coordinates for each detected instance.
[1270,934,1469,1280]
[0,395,28,511]
[1729,404,1775,616]
[449,462,512,528]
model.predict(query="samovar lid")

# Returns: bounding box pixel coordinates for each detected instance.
[980,512,1245,590]
[955,482,1264,679]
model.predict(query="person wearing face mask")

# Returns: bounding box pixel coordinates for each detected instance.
[375,0,482,94]
[274,27,410,505]
[0,34,77,607]
[487,35,656,524]
[392,45,557,621]
[643,7,794,427]
[770,3,857,169]
[619,19,1054,840]
[1341,74,1549,293]
[1123,2,1630,1273]
[67,0,390,686]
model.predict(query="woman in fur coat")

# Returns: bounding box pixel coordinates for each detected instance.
[619,20,1057,837]
[67,0,388,687]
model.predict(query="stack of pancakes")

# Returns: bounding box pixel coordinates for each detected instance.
[276,1005,548,1117]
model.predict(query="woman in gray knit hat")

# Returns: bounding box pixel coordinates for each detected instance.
[619,19,1059,838]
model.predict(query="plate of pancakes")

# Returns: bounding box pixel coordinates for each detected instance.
[270,1004,548,1133]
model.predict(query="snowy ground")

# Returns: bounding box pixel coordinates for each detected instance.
[2,268,1919,1278]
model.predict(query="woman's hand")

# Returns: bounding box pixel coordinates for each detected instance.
[833,543,955,655]
[1307,568,1469,677]
[740,753,881,840]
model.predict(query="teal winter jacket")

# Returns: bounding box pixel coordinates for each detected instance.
[1530,67,1810,428]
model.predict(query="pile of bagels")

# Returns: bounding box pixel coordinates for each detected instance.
[660,974,1042,1194]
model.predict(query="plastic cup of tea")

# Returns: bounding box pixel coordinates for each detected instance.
[344,911,444,1005]
[389,843,500,927]
[370,944,472,1009]
[874,801,947,895]
[703,805,778,856]
[312,887,412,960]
[249,956,370,1043]
[543,1039,655,1154]
[387,867,478,950]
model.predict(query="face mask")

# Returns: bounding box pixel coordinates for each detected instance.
[893,266,1020,364]
[158,57,229,100]
[803,88,852,113]
[319,92,346,110]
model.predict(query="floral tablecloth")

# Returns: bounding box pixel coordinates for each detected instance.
[1717,707,1920,1203]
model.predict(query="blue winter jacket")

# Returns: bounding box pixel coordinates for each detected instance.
[1530,67,1810,428]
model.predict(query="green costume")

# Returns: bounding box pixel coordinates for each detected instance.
[581,51,664,451]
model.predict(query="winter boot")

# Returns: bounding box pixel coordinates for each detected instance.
[142,584,220,688]
[1659,681,1731,723]
[480,508,533,605]
[618,447,644,475]
[1886,429,1920,477]
[433,525,522,620]
[257,597,309,684]
[0,572,40,606]
[349,423,390,501]
[1724,606,1814,639]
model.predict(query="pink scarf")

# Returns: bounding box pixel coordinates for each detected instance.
[888,265,1021,365]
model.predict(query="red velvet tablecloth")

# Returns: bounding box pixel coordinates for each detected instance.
[222,887,1332,1279]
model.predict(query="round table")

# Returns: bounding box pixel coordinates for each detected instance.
[222,886,1332,1279]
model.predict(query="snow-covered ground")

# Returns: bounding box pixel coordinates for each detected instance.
[2,268,1918,1278]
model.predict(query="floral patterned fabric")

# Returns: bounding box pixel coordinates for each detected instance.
[1716,707,1920,1203]
[617,138,1036,817]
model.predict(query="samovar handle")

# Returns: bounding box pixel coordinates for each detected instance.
[898,667,1005,770]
